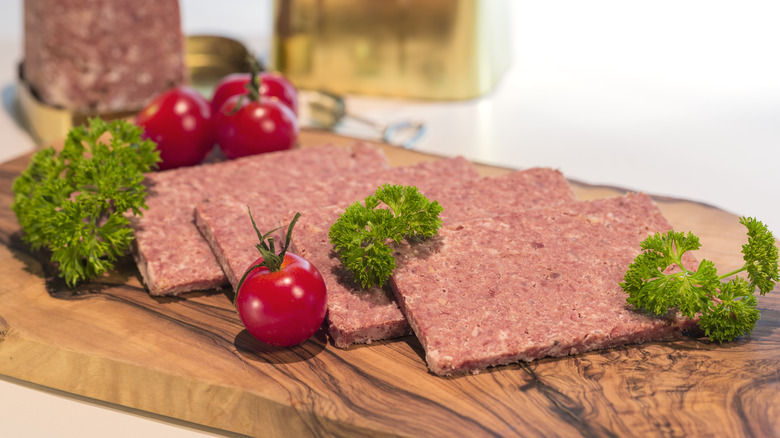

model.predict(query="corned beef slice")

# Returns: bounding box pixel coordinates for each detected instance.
[132,144,389,296]
[389,193,698,376]
[288,168,577,348]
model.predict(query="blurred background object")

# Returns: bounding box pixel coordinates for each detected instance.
[186,35,253,94]
[272,0,511,100]
[23,0,187,113]
[300,89,425,148]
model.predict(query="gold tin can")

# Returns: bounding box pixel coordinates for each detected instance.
[271,0,512,100]
[17,35,251,146]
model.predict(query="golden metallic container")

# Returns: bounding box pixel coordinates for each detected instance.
[271,0,512,100]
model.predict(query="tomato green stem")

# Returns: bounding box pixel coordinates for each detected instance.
[227,56,264,115]
[234,208,301,302]
[244,56,263,103]
[248,207,299,272]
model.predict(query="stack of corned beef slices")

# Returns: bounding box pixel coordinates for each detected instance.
[133,144,697,376]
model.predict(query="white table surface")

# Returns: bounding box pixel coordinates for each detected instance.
[2,1,779,436]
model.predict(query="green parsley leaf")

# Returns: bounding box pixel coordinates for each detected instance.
[11,117,160,286]
[739,216,779,294]
[621,217,779,343]
[329,184,443,289]
[698,278,760,343]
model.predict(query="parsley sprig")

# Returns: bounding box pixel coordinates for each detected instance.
[12,118,160,286]
[621,217,779,343]
[329,184,443,289]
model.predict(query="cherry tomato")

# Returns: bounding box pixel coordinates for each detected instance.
[214,95,299,159]
[235,253,327,347]
[210,72,298,116]
[136,86,213,170]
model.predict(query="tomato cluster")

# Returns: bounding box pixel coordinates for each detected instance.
[136,70,299,170]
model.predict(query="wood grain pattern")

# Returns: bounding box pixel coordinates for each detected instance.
[1,130,779,437]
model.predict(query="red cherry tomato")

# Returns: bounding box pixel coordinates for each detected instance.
[214,95,299,159]
[235,253,327,347]
[136,86,213,171]
[210,72,298,116]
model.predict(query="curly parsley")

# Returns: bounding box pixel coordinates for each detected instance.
[621,217,778,343]
[329,184,443,289]
[12,117,160,286]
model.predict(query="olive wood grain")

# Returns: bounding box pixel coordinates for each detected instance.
[1,130,778,437]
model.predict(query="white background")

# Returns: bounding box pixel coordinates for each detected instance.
[1,1,779,436]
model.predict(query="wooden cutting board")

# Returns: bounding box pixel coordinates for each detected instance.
[1,130,778,437]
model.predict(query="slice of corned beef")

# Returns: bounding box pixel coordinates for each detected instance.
[389,193,698,376]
